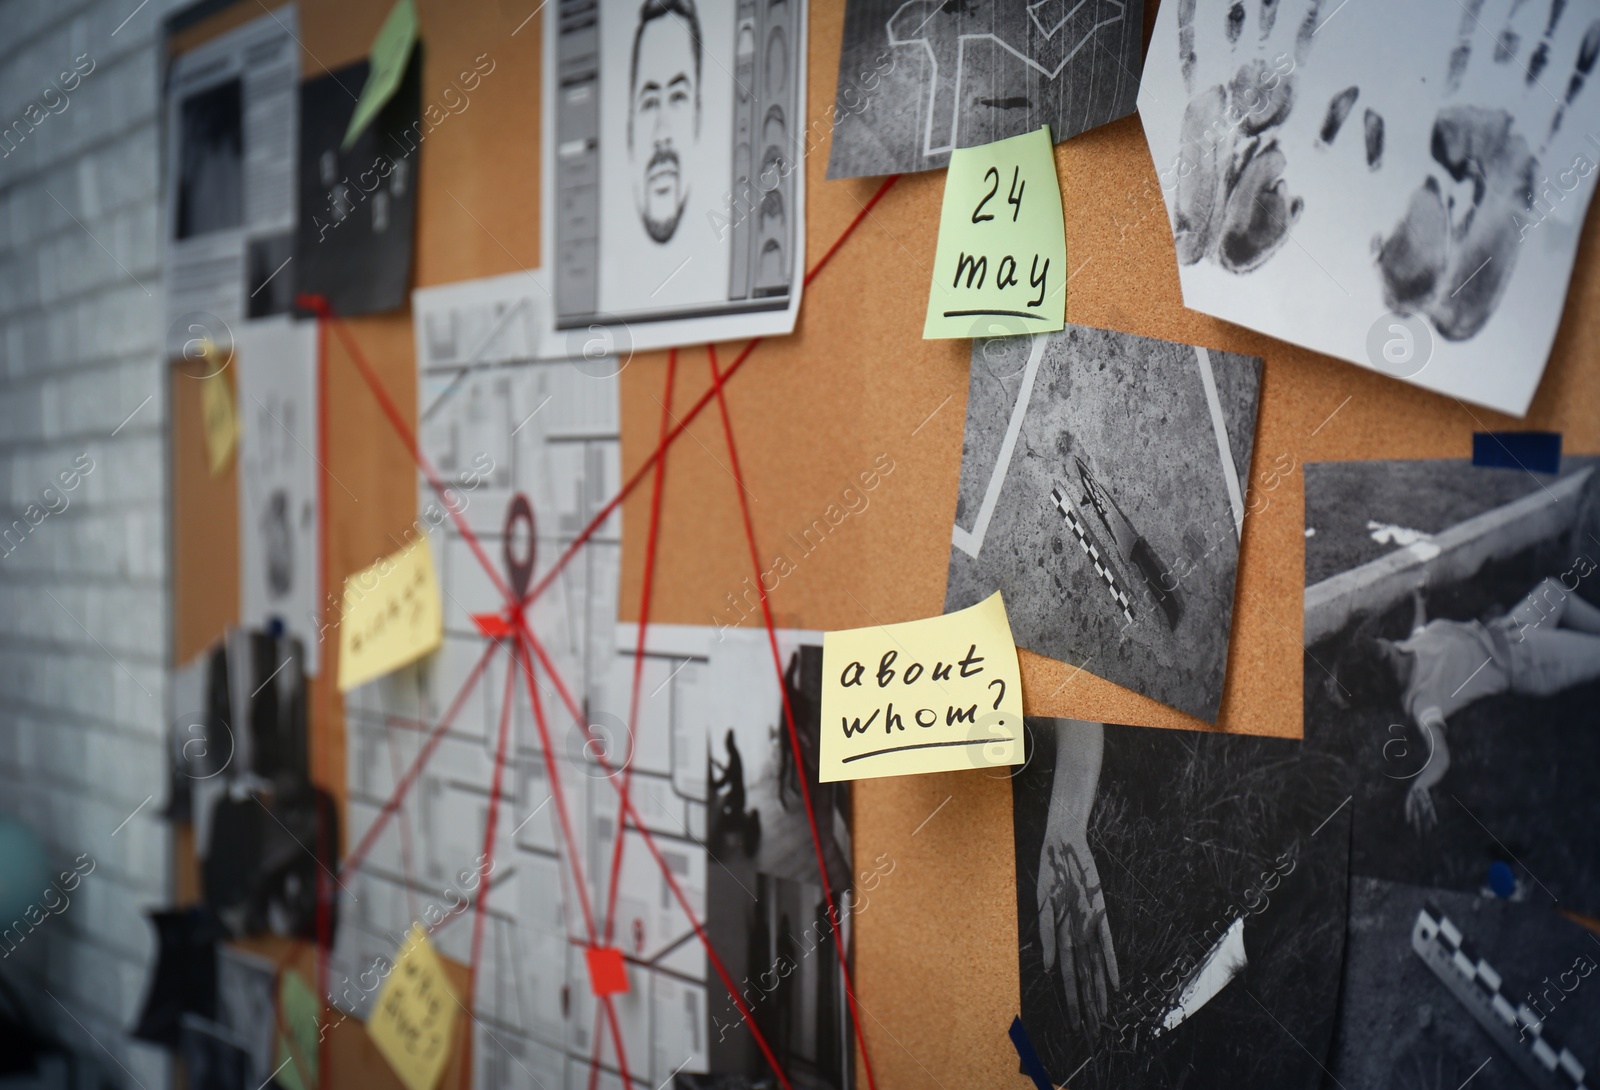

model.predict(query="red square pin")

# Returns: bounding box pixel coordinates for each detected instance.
[584,946,628,997]
[472,613,514,638]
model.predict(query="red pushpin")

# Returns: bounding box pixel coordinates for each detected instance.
[502,493,536,602]
[472,493,538,636]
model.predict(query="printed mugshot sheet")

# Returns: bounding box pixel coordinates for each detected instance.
[1140,0,1600,415]
[163,5,299,356]
[235,316,321,674]
[542,0,807,356]
[333,273,856,1090]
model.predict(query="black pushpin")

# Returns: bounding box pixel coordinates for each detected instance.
[503,493,537,602]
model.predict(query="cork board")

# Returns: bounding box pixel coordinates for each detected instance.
[166,1,1600,1087]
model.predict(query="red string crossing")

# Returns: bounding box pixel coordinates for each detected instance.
[706,342,880,1090]
[302,171,901,1088]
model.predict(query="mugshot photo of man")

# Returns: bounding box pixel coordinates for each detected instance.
[552,0,805,344]
[629,0,701,244]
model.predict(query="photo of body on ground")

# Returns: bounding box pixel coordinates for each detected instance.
[1304,457,1600,914]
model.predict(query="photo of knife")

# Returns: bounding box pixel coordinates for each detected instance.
[1060,457,1184,630]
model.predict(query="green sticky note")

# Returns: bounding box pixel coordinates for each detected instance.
[342,0,418,150]
[923,127,1066,340]
[275,968,322,1090]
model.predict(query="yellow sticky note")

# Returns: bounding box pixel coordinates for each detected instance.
[367,926,458,1090]
[343,0,418,150]
[820,591,1024,782]
[274,969,320,1090]
[337,536,443,692]
[923,127,1066,340]
[200,366,238,477]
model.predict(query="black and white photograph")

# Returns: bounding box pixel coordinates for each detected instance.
[236,317,322,675]
[292,49,422,317]
[1013,718,1351,1090]
[222,627,309,788]
[214,946,277,1089]
[704,641,857,1090]
[1304,458,1600,915]
[945,324,1263,722]
[245,234,296,319]
[177,1016,254,1090]
[543,0,807,355]
[175,80,244,241]
[197,627,332,942]
[162,6,300,357]
[826,0,1145,180]
[1139,0,1600,416]
[1328,877,1600,1090]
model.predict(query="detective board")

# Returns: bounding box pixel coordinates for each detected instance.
[166,1,1600,1088]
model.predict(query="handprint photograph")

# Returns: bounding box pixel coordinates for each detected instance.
[824,0,1145,179]
[1012,719,1351,1090]
[945,324,1263,723]
[1302,457,1600,915]
[1139,0,1600,415]
[1326,877,1600,1090]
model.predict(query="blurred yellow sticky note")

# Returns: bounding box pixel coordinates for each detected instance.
[343,0,418,149]
[337,537,443,692]
[923,127,1066,340]
[819,591,1024,782]
[199,367,238,477]
[367,926,457,1090]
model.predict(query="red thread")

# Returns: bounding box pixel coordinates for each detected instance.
[517,623,794,1090]
[300,293,515,612]
[382,720,421,926]
[511,627,634,1086]
[521,335,763,611]
[341,638,501,876]
[468,636,519,974]
[589,347,679,1088]
[604,346,678,946]
[804,176,901,289]
[705,342,879,1090]
[304,300,637,1084]
[518,170,901,618]
[309,171,900,1085]
[459,638,522,1090]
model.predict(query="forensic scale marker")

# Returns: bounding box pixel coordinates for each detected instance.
[1051,486,1134,625]
[1412,906,1590,1090]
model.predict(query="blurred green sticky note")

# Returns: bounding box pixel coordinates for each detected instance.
[342,0,418,150]
[275,968,321,1090]
[923,126,1066,340]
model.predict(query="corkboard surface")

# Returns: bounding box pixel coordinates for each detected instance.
[167,1,1600,1087]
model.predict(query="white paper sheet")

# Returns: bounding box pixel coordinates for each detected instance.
[163,5,299,358]
[331,273,850,1088]
[236,317,321,674]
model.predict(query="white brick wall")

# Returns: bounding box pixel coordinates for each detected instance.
[0,0,184,1085]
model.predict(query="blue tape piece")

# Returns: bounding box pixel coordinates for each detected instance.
[1009,1016,1054,1090]
[1473,431,1561,474]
